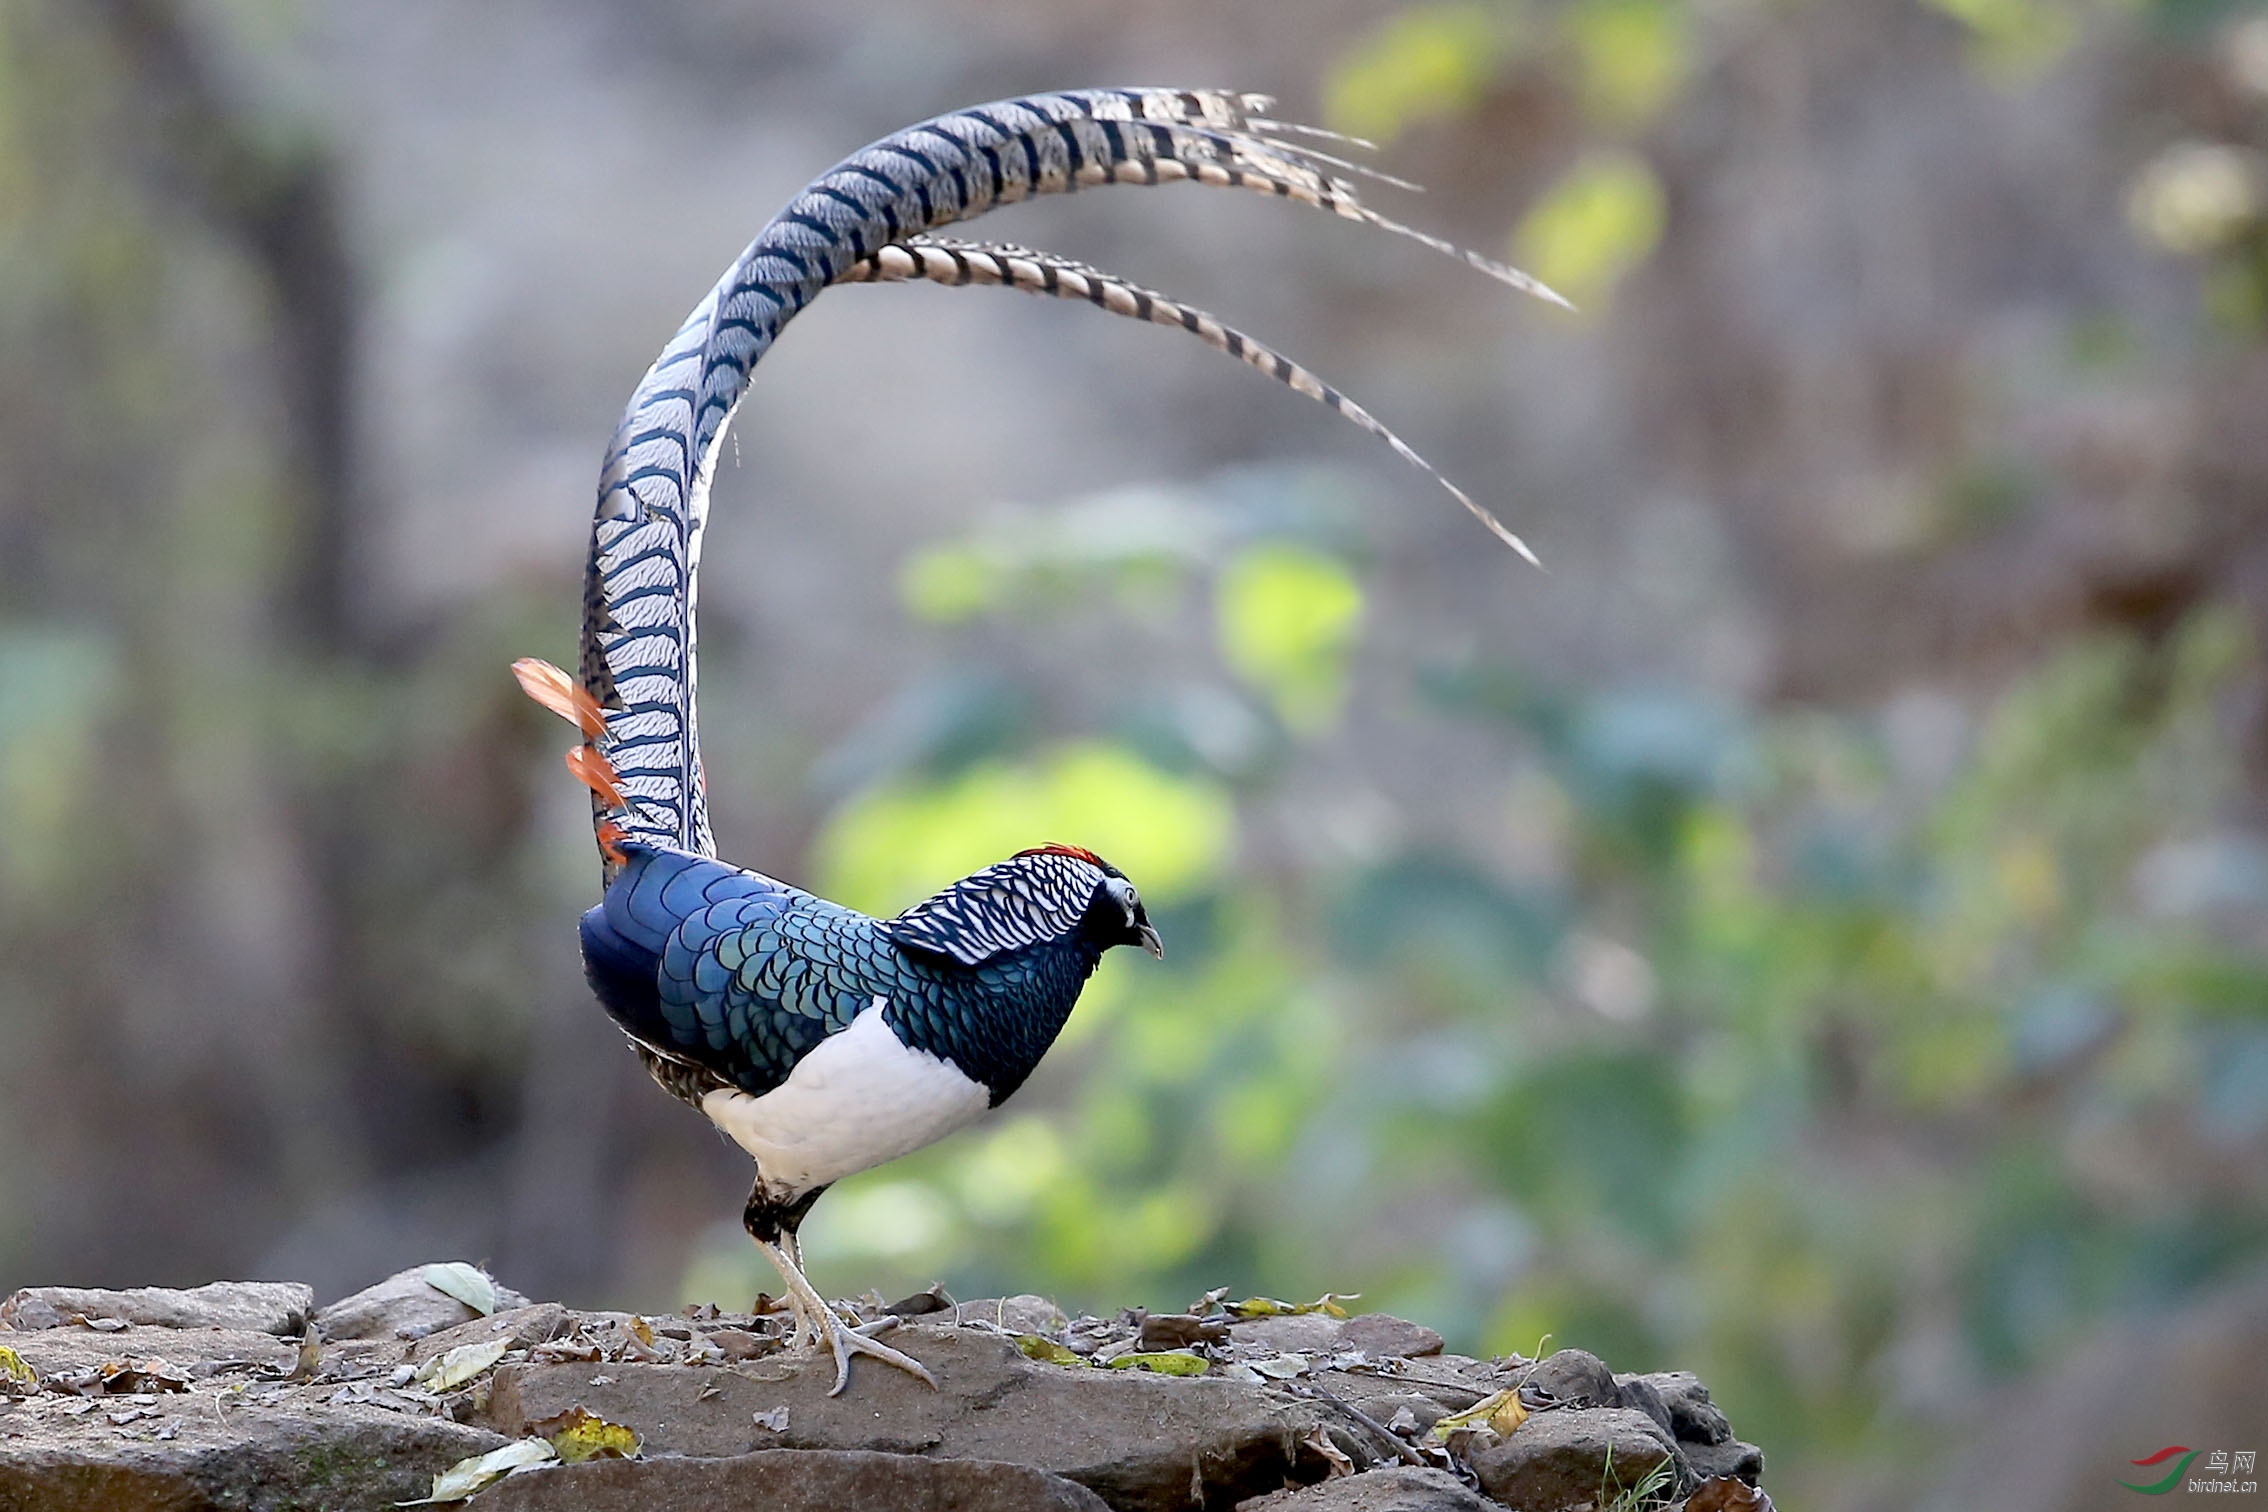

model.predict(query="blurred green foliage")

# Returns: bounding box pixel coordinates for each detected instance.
[1922,0,2084,77]
[1215,544,1365,733]
[1324,4,1511,144]
[1512,151,1667,313]
[816,741,1235,912]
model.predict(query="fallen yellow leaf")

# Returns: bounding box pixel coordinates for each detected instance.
[533,1406,641,1463]
[1106,1350,1211,1376]
[1430,1388,1528,1441]
[1016,1335,1085,1367]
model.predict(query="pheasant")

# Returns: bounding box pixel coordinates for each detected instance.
[513,88,1556,1394]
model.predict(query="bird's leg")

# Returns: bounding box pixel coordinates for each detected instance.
[776,1226,821,1350]
[745,1180,928,1394]
[751,1236,937,1396]
[744,1179,827,1344]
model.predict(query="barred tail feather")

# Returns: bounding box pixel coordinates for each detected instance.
[840,238,1541,565]
[571,87,1557,876]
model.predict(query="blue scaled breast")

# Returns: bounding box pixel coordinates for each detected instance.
[578,843,1113,1107]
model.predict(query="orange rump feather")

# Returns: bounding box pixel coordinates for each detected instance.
[511,657,607,739]
[565,745,628,809]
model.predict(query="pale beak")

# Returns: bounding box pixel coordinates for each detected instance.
[1136,923,1164,960]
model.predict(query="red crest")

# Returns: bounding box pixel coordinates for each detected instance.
[1015,842,1105,867]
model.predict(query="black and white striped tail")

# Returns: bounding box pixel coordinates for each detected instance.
[580,87,1559,876]
[840,237,1542,562]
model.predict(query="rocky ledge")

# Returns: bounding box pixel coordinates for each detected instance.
[0,1268,1769,1512]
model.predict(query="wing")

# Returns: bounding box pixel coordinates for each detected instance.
[886,851,1106,967]
[580,845,905,1097]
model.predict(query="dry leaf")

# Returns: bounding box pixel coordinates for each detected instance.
[530,1339,602,1363]
[414,1339,511,1393]
[396,1439,556,1504]
[1138,1313,1232,1350]
[420,1264,498,1318]
[1303,1425,1357,1478]
[0,1346,34,1392]
[531,1406,640,1463]
[1686,1477,1773,1512]
[1429,1388,1528,1442]
[1226,1292,1359,1320]
[1247,1353,1312,1380]
[99,1361,190,1394]
[1016,1335,1085,1367]
[883,1285,953,1317]
[1105,1350,1211,1376]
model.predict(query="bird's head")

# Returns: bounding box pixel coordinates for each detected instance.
[1020,844,1164,960]
[889,842,1165,966]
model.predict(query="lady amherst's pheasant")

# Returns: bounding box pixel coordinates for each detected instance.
[514,88,1556,1394]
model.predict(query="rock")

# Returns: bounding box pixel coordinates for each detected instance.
[1613,1372,1675,1440]
[1336,1316,1444,1359]
[0,1393,506,1512]
[1366,1356,1503,1412]
[0,1283,314,1337]
[406,1303,572,1365]
[481,1324,1347,1512]
[1230,1312,1346,1354]
[1466,1407,1681,1510]
[470,1449,1111,1511]
[1237,1465,1494,1511]
[1683,1436,1765,1485]
[0,1282,1770,1512]
[314,1265,532,1342]
[1621,1370,1730,1446]
[1515,1349,1618,1409]
[945,1295,1069,1334]
[1337,1390,1459,1434]
[0,1323,296,1383]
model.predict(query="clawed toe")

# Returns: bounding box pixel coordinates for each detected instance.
[822,1313,938,1396]
[756,1236,936,1395]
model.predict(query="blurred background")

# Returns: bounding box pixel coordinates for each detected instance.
[5,0,2268,1503]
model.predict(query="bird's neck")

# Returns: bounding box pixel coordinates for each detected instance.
[920,935,1106,1108]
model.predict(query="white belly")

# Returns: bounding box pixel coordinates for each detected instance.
[699,997,990,1194]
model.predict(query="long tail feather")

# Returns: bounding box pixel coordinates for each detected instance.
[568,87,1557,875]
[839,238,1541,565]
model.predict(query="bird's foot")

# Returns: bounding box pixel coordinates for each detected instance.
[816,1312,937,1397]
[769,1256,936,1396]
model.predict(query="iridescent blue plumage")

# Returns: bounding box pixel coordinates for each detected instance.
[580,843,1127,1108]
